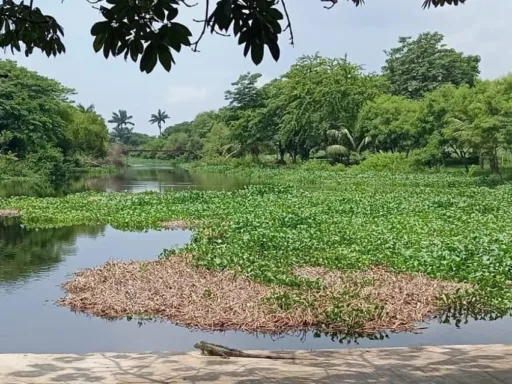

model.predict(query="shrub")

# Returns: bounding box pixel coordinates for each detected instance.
[25,146,69,184]
[354,152,415,173]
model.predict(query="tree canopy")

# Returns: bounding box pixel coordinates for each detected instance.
[0,59,110,181]
[382,32,480,99]
[0,0,467,74]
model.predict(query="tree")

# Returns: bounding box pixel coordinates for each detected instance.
[149,109,170,136]
[225,73,264,110]
[77,103,96,114]
[0,59,73,157]
[358,95,421,153]
[383,32,480,99]
[108,109,134,144]
[0,1,466,74]
[64,107,110,157]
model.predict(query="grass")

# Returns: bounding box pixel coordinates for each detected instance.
[2,169,512,333]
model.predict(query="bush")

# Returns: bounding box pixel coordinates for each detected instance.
[354,152,415,173]
[25,147,69,184]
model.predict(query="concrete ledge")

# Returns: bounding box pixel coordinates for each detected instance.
[1,344,511,383]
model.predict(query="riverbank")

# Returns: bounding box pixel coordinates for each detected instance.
[1,344,511,383]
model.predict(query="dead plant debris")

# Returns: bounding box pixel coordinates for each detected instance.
[159,220,195,230]
[58,256,468,334]
[0,208,20,217]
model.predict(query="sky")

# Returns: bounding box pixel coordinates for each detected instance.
[1,0,511,136]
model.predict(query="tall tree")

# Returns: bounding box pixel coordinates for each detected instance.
[108,110,134,145]
[383,32,480,99]
[149,109,170,136]
[0,1,466,74]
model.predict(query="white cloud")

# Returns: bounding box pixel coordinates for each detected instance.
[167,85,208,104]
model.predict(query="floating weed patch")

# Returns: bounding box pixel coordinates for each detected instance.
[3,170,512,330]
[58,255,467,334]
[0,208,20,217]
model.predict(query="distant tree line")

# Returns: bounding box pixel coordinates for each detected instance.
[129,31,512,174]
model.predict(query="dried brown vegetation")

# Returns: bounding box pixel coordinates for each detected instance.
[159,220,196,230]
[0,208,20,217]
[58,255,468,334]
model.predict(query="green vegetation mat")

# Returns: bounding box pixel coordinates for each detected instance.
[2,169,512,330]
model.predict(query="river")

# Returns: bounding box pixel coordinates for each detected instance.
[0,166,511,353]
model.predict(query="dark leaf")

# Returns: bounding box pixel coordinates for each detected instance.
[93,35,105,52]
[129,40,139,62]
[243,42,250,57]
[153,3,166,22]
[91,21,110,36]
[251,42,264,65]
[267,40,280,62]
[166,6,179,21]
[140,42,158,73]
[158,45,173,72]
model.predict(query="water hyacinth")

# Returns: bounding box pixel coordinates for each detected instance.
[2,169,512,332]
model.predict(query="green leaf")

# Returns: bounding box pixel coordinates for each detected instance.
[158,45,173,72]
[251,42,264,65]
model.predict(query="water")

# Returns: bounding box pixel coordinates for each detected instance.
[0,166,249,197]
[1,167,511,353]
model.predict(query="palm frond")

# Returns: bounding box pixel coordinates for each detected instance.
[326,144,348,156]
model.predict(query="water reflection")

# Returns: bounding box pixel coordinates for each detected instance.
[0,167,249,197]
[0,217,105,289]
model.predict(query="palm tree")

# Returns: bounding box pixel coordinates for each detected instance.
[326,126,371,165]
[108,110,135,144]
[77,103,95,113]
[149,109,170,136]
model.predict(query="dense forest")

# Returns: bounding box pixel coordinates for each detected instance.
[2,31,512,181]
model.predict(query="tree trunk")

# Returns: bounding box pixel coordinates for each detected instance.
[489,148,501,176]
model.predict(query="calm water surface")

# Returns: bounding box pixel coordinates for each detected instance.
[0,166,249,197]
[0,167,511,353]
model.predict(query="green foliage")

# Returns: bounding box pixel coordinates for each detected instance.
[0,60,73,156]
[383,32,480,99]
[24,146,68,184]
[64,107,109,157]
[353,153,415,173]
[359,95,422,153]
[0,1,466,74]
[0,60,112,180]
